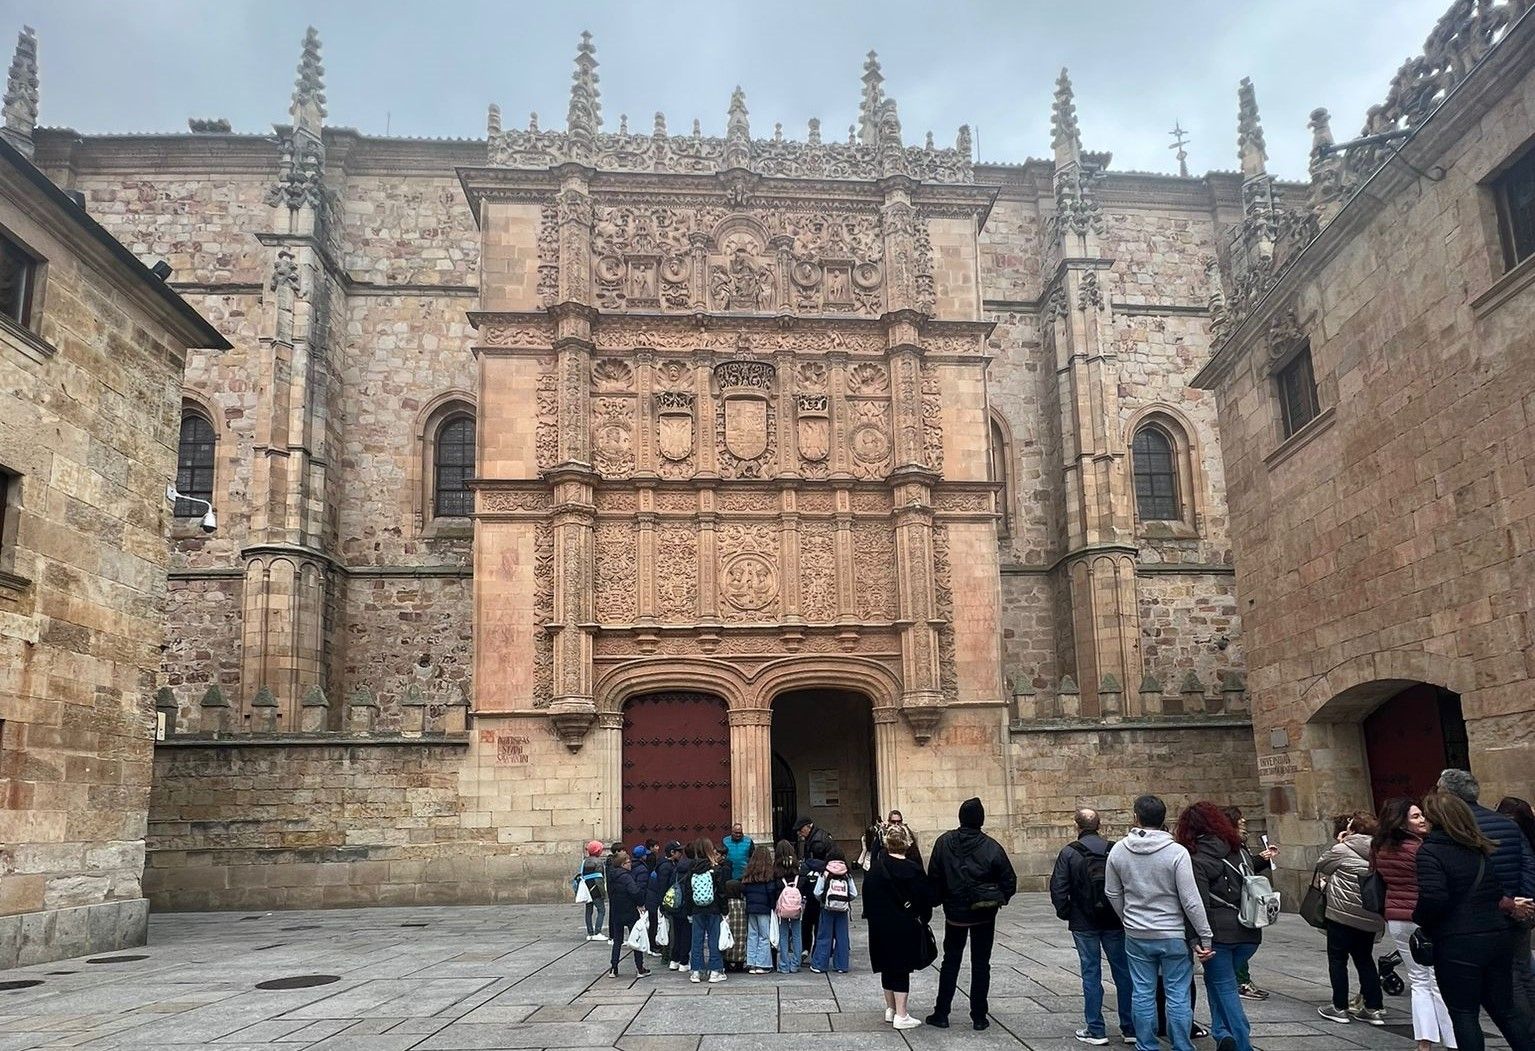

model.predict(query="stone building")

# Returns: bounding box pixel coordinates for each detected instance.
[18,22,1287,909]
[0,30,230,965]
[1195,0,1535,898]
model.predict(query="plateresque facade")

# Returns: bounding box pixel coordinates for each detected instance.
[15,28,1280,909]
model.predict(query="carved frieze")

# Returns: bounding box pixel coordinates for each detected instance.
[718,523,781,621]
[921,363,945,472]
[932,522,958,704]
[655,525,698,621]
[532,523,555,706]
[595,522,638,623]
[853,521,896,621]
[479,489,552,513]
[800,523,837,623]
[534,358,559,470]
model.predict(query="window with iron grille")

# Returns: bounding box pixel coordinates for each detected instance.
[1277,346,1321,438]
[0,230,36,327]
[434,414,475,518]
[1495,144,1535,270]
[175,414,216,516]
[1132,426,1180,521]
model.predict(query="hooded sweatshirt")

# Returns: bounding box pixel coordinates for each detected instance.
[1105,826,1213,946]
[927,797,1017,925]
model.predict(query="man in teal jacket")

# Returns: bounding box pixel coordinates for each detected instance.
[722,822,754,880]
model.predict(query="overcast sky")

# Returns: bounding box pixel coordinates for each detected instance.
[2,1,1449,180]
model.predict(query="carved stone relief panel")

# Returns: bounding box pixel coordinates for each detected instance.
[845,361,894,480]
[654,489,697,513]
[590,359,637,478]
[921,362,944,472]
[932,522,958,703]
[799,490,835,515]
[655,525,698,622]
[714,359,776,479]
[532,522,555,706]
[535,356,559,471]
[853,521,896,621]
[594,522,637,623]
[800,523,838,623]
[717,523,781,622]
[536,207,559,308]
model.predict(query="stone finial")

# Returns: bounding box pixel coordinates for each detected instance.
[773,121,783,142]
[956,124,972,157]
[251,685,278,707]
[653,111,667,137]
[1237,77,1267,178]
[1169,120,1190,178]
[486,102,501,137]
[807,117,821,145]
[692,117,702,137]
[2,25,38,158]
[154,687,176,709]
[1051,68,1082,167]
[566,30,602,151]
[199,684,229,707]
[528,111,539,132]
[724,85,750,169]
[847,124,856,146]
[618,113,628,135]
[1308,107,1333,159]
[858,49,885,145]
[924,130,934,150]
[289,27,326,136]
[877,97,902,146]
[1205,258,1229,338]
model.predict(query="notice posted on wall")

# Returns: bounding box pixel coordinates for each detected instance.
[809,768,840,808]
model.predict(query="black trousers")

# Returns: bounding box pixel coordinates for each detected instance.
[1325,920,1383,1010]
[933,918,995,1023]
[881,969,911,993]
[609,917,643,973]
[669,914,691,966]
[1433,929,1535,1051]
[646,908,658,951]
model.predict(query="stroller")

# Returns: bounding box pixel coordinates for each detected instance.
[1378,948,1406,996]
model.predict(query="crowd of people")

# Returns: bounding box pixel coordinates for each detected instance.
[1048,771,1535,1050]
[571,800,1016,1031]
[570,771,1535,1049]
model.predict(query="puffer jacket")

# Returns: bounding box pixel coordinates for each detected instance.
[1317,833,1383,932]
[1471,803,1535,898]
[1189,835,1262,946]
[1370,835,1422,922]
[1414,829,1507,938]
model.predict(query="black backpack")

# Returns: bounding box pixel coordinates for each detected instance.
[1068,841,1119,928]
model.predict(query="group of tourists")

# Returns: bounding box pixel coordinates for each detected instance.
[1050,771,1535,1051]
[571,800,1016,1032]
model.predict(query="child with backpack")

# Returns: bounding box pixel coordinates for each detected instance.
[682,836,731,984]
[774,839,808,973]
[742,845,778,973]
[811,849,858,973]
[574,840,608,941]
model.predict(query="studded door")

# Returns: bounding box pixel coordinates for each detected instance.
[622,692,731,847]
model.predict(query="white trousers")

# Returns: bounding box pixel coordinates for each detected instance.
[1388,919,1456,1047]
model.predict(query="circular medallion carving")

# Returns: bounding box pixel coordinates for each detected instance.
[595,255,625,282]
[852,261,882,290]
[662,257,690,283]
[791,260,821,288]
[850,422,890,464]
[595,422,633,462]
[721,553,779,612]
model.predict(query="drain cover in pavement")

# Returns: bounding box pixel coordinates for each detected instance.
[86,955,149,964]
[255,974,340,990]
[0,980,44,991]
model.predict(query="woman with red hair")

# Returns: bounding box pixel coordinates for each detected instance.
[1175,801,1260,1051]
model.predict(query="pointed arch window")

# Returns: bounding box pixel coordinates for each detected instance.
[990,418,1012,536]
[175,412,216,517]
[433,414,475,518]
[1131,425,1180,522]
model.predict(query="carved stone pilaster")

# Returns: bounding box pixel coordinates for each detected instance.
[555,171,593,307]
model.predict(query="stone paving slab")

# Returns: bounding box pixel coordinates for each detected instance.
[0,895,1516,1049]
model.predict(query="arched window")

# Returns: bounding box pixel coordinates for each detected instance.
[175,412,216,517]
[1131,425,1180,522]
[990,418,1012,536]
[433,414,475,518]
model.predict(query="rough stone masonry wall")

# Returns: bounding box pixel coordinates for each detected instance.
[0,191,191,965]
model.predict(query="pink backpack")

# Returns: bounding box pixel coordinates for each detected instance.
[775,877,804,919]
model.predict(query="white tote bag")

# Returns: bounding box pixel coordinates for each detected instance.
[717,921,735,951]
[574,878,592,904]
[624,923,652,954]
[769,911,779,949]
[655,914,670,947]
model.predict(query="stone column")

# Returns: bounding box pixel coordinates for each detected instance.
[596,711,624,839]
[873,706,902,813]
[728,707,774,840]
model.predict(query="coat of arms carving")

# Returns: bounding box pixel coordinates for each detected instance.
[796,393,829,463]
[714,358,776,467]
[656,390,694,461]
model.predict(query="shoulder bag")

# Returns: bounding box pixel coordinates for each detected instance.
[1411,855,1484,967]
[1300,859,1329,930]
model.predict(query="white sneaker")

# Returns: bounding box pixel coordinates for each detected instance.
[1075,1031,1109,1046]
[689,971,701,983]
[885,1008,895,1023]
[708,971,727,983]
[893,1015,922,1030]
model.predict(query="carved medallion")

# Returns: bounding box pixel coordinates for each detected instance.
[851,422,890,465]
[721,553,779,612]
[796,393,830,463]
[656,390,694,462]
[723,397,769,460]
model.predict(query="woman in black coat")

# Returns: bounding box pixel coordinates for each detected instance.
[607,852,652,980]
[1414,792,1534,1051]
[862,824,935,1030]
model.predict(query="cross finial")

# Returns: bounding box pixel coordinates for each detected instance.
[289,26,326,136]
[1051,67,1081,167]
[1169,120,1190,178]
[1,25,38,158]
[1237,77,1267,177]
[859,48,885,144]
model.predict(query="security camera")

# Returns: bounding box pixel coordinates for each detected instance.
[165,483,218,534]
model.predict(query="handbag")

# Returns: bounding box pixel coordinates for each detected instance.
[769,911,779,949]
[1360,870,1387,916]
[574,877,593,904]
[916,920,939,969]
[1300,861,1329,930]
[1412,856,1485,967]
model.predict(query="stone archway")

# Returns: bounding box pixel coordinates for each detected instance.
[770,688,877,859]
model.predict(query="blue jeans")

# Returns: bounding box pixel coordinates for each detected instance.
[746,913,774,969]
[778,912,803,971]
[689,912,722,973]
[1204,942,1257,1051]
[811,908,851,972]
[1073,929,1135,1039]
[584,898,606,936]
[1126,936,1195,1051]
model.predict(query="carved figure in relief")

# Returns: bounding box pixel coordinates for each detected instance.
[722,553,778,612]
[825,265,851,303]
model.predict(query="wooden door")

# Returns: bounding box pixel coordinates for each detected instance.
[621,692,731,847]
[1364,684,1461,812]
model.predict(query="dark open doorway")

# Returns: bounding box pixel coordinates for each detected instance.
[770,689,876,858]
[1363,684,1468,812]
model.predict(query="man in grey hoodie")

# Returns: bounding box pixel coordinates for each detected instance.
[1105,795,1215,1051]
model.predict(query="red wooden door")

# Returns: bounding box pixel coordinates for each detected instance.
[622,692,732,847]
[1364,684,1450,812]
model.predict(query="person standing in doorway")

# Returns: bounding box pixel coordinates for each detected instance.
[1105,793,1213,1051]
[1372,798,1456,1051]
[723,822,754,881]
[1051,807,1134,1046]
[795,816,834,960]
[863,823,934,1030]
[926,797,1017,1032]
[1416,791,1535,1051]
[1315,811,1387,1025]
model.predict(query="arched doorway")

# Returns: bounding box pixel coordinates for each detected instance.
[771,752,797,843]
[621,691,731,846]
[1363,684,1468,811]
[770,689,875,858]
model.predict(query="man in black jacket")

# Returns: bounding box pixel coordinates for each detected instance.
[1050,807,1133,1046]
[926,797,1017,1031]
[795,817,834,959]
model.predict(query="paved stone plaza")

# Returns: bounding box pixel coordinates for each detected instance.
[0,894,1513,1050]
